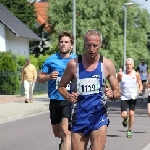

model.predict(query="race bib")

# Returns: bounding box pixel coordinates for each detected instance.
[56,77,70,90]
[77,78,100,95]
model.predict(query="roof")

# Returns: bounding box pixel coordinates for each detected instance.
[0,3,41,41]
[35,2,50,32]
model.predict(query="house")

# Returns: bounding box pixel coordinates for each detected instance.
[34,1,50,32]
[0,3,41,57]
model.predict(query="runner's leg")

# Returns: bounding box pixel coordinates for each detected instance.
[71,132,89,150]
[90,125,107,150]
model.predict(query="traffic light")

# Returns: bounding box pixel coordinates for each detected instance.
[147,32,150,51]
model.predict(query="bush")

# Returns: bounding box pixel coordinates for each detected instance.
[17,56,26,68]
[0,52,20,95]
[38,55,49,70]
[0,52,51,95]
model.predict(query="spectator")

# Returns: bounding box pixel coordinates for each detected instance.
[21,58,37,103]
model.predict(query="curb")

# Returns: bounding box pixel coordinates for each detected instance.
[142,143,150,150]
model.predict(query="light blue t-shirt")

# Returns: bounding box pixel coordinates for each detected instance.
[41,52,77,100]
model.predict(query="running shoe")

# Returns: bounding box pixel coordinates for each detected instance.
[87,145,91,150]
[126,130,132,138]
[59,139,63,150]
[122,117,128,127]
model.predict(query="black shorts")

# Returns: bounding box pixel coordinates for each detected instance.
[49,99,70,125]
[142,80,147,83]
[121,99,137,112]
[148,96,150,103]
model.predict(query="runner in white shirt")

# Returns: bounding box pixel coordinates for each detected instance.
[136,59,148,101]
[117,58,143,138]
[146,74,150,116]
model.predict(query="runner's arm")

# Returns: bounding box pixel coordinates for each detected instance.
[136,72,143,92]
[58,59,77,101]
[37,71,59,83]
[104,58,121,100]
[37,72,51,83]
[117,72,123,83]
[147,74,150,88]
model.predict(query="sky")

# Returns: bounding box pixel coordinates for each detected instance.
[134,0,150,13]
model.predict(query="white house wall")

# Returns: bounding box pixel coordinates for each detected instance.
[5,28,30,57]
[0,22,6,51]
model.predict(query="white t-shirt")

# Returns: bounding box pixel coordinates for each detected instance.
[120,70,138,100]
[138,64,148,80]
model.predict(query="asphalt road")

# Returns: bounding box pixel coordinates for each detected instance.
[0,112,60,150]
[0,97,150,150]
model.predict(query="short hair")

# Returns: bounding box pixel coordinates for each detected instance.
[83,29,103,43]
[26,58,30,61]
[126,58,134,67]
[141,59,145,62]
[58,31,74,45]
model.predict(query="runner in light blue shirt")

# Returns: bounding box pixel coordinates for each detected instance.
[37,31,76,150]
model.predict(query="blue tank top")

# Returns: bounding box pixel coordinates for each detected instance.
[41,52,77,100]
[74,56,107,125]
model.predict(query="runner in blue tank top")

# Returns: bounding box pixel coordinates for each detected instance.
[58,29,121,150]
[37,31,76,150]
[71,55,108,135]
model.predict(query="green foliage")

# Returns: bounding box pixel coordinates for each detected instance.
[29,55,39,69]
[0,0,37,31]
[38,55,49,70]
[17,56,26,69]
[0,52,50,95]
[48,0,150,69]
[0,52,20,95]
[17,54,50,70]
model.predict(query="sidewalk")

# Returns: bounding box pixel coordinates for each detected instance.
[0,95,49,124]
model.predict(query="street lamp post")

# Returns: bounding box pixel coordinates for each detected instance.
[123,3,134,71]
[73,0,76,54]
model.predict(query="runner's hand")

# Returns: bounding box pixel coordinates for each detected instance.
[47,71,59,80]
[69,92,78,103]
[104,85,114,99]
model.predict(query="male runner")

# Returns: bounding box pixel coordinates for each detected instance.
[117,58,143,138]
[37,31,76,150]
[58,29,121,150]
[137,59,148,101]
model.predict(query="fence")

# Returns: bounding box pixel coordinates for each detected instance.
[0,71,48,96]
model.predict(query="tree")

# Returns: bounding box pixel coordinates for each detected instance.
[0,0,37,31]
[47,0,150,69]
[30,24,51,58]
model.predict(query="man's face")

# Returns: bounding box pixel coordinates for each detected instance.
[58,36,73,54]
[84,35,101,58]
[126,60,133,71]
[26,60,30,65]
[141,60,145,65]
